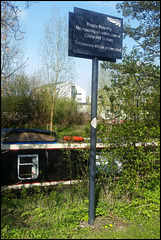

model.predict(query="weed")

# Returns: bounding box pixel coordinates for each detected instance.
[1,179,160,239]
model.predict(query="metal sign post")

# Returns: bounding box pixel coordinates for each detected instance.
[88,57,98,225]
[68,7,123,226]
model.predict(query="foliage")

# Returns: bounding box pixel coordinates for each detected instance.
[94,46,160,231]
[98,44,160,206]
[54,97,80,126]
[95,98,160,203]
[1,182,160,239]
[116,1,160,59]
[97,67,112,121]
[1,184,89,239]
[101,46,160,125]
[1,73,86,130]
[1,73,49,128]
[98,23,160,207]
[55,122,90,139]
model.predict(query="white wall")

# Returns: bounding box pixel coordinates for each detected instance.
[56,81,86,103]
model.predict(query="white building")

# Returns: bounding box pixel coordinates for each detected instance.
[56,81,86,104]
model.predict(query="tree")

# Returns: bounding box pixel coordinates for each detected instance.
[1,73,52,128]
[38,6,77,131]
[98,1,160,203]
[101,1,160,128]
[1,1,38,96]
[97,66,112,120]
[116,1,160,59]
[1,73,33,127]
[101,46,160,133]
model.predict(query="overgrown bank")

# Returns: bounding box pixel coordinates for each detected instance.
[1,180,160,239]
[1,113,160,239]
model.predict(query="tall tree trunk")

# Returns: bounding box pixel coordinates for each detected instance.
[50,85,57,131]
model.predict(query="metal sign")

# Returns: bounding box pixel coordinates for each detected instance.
[69,7,123,61]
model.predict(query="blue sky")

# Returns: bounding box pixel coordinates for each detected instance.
[17,1,137,95]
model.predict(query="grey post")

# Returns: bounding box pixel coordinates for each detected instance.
[88,57,99,225]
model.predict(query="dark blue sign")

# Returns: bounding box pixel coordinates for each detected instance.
[69,7,123,61]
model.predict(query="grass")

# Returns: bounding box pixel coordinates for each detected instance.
[53,122,91,139]
[1,182,160,239]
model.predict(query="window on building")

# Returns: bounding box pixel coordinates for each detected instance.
[71,85,76,99]
[17,154,39,180]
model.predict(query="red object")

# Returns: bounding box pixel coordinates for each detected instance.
[63,136,72,141]
[72,136,84,141]
[63,136,84,141]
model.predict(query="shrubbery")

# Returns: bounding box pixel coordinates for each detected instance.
[1,74,85,129]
